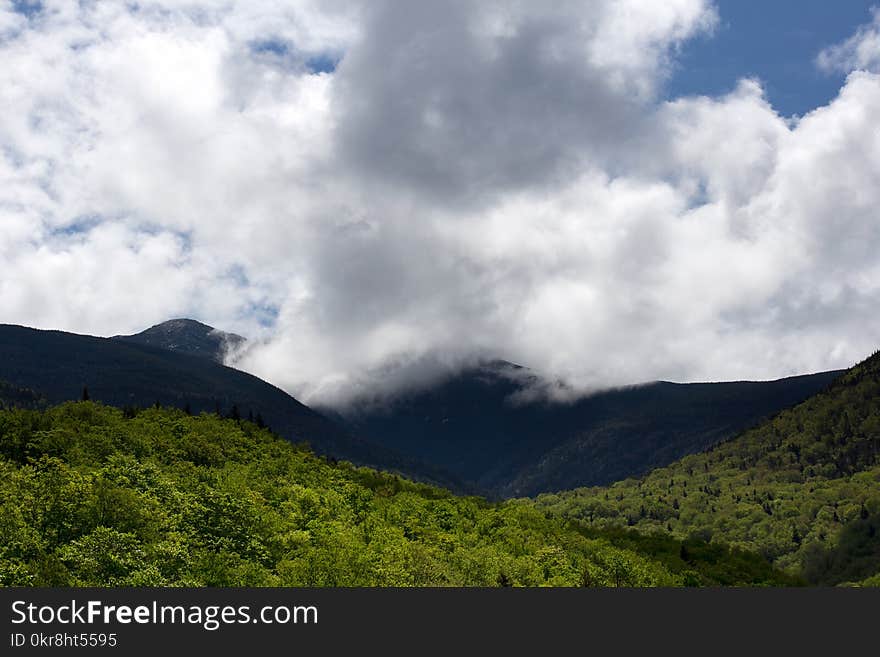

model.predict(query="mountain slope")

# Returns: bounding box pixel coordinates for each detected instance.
[0,401,798,586]
[535,350,880,585]
[336,361,843,496]
[500,374,846,497]
[113,318,245,363]
[0,324,464,491]
[0,380,47,410]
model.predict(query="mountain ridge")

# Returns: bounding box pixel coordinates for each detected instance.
[0,320,850,499]
[335,362,844,496]
[0,323,468,492]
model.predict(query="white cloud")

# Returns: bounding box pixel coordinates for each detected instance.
[2,1,880,406]
[817,8,880,74]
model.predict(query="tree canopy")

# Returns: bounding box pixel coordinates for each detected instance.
[0,402,796,587]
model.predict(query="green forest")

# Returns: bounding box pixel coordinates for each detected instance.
[0,402,797,587]
[536,352,880,586]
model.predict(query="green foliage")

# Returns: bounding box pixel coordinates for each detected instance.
[0,402,697,587]
[801,511,880,586]
[572,526,801,587]
[536,352,880,586]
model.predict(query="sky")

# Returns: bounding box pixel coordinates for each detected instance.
[668,0,878,116]
[2,1,880,406]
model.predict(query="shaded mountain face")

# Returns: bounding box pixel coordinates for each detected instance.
[0,380,47,410]
[0,324,466,492]
[333,361,844,497]
[114,318,245,363]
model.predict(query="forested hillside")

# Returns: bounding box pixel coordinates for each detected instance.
[536,351,880,586]
[0,403,795,587]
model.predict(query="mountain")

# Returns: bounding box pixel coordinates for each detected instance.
[535,350,880,585]
[0,324,465,491]
[334,361,844,496]
[0,380,47,410]
[0,320,847,501]
[113,318,245,363]
[0,400,799,587]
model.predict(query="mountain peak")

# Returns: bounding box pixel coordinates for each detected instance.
[114,318,246,363]
[150,318,215,331]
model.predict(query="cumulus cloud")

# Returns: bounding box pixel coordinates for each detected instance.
[332,0,716,202]
[2,0,880,406]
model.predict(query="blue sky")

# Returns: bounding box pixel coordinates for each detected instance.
[668,1,877,116]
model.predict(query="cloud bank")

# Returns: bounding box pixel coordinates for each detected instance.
[2,0,880,406]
